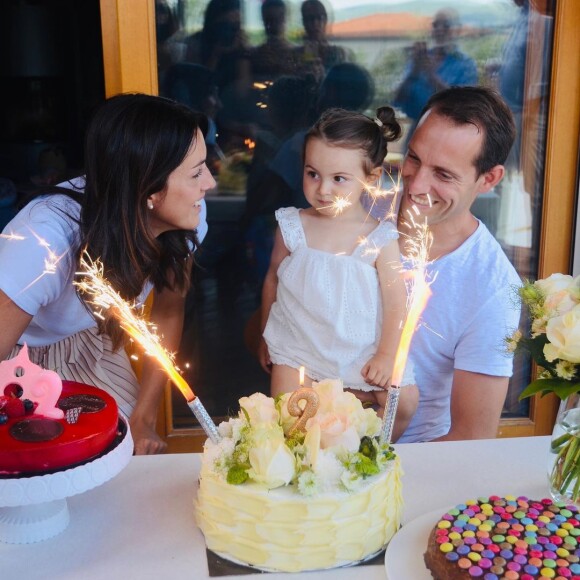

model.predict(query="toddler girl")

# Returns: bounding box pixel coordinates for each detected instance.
[259,106,418,441]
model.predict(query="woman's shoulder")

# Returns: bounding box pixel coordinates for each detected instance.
[7,194,81,251]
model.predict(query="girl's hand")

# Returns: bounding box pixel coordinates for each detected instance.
[258,338,272,374]
[361,355,393,388]
[130,415,168,455]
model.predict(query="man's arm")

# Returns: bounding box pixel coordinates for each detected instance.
[434,369,509,441]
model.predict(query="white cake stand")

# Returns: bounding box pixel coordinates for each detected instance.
[0,419,133,544]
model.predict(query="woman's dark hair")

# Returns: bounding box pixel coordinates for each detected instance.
[305,106,401,173]
[79,93,208,348]
[421,86,516,176]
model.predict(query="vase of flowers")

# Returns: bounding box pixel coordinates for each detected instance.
[507,274,580,505]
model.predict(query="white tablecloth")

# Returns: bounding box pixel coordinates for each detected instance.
[4,436,552,580]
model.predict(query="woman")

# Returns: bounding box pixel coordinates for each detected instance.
[0,94,215,454]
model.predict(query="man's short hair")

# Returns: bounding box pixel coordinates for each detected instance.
[420,86,516,176]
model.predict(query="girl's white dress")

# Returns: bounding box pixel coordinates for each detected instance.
[264,207,415,390]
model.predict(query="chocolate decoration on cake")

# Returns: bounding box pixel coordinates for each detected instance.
[9,418,64,442]
[58,394,106,413]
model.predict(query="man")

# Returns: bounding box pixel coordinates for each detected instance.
[398,86,521,442]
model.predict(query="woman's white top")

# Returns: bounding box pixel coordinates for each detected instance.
[263,206,414,390]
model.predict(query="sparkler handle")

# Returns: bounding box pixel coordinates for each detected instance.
[187,398,221,444]
[379,386,401,445]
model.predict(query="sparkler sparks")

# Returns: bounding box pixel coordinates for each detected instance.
[361,170,401,223]
[15,229,68,294]
[317,195,352,215]
[0,232,25,241]
[74,251,220,443]
[379,215,434,445]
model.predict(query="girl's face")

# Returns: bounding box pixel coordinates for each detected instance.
[303,137,379,215]
[148,129,216,237]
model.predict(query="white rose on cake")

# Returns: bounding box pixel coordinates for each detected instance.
[239,392,278,425]
[247,424,296,488]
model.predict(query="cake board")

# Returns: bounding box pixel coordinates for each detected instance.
[0,418,133,544]
[205,544,388,576]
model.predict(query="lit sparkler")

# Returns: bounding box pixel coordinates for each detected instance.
[379,217,434,445]
[74,251,220,443]
[317,194,352,216]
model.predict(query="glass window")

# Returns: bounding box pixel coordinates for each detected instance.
[0,0,105,227]
[155,0,555,427]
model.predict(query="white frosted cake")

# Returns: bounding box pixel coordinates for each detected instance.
[195,379,402,572]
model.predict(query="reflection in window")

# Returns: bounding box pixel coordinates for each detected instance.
[155,0,554,426]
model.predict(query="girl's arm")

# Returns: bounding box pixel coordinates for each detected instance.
[0,290,33,361]
[129,258,192,455]
[258,227,289,373]
[361,238,407,387]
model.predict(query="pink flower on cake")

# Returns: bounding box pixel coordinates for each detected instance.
[306,413,360,453]
[311,380,381,437]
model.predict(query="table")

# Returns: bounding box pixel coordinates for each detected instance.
[5,436,552,580]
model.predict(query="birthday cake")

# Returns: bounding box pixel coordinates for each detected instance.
[424,495,580,579]
[195,379,402,572]
[0,347,120,476]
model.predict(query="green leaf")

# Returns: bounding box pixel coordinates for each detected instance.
[359,436,376,460]
[519,378,580,401]
[353,454,380,477]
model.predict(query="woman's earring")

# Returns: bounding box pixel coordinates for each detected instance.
[147,199,154,210]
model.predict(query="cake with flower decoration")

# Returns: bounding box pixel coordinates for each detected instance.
[0,346,121,476]
[424,495,580,579]
[195,379,402,573]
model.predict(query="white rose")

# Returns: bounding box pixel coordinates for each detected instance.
[536,273,575,296]
[544,306,580,363]
[536,274,580,317]
[307,413,360,453]
[247,438,296,488]
[239,392,279,426]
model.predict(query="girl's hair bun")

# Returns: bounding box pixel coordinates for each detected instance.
[376,106,402,142]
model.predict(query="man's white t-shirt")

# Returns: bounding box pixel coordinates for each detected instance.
[399,220,521,443]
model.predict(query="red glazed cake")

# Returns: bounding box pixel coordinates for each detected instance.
[424,495,580,579]
[0,380,120,476]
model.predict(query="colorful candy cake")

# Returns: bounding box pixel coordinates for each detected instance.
[0,346,120,476]
[195,379,402,572]
[424,495,580,580]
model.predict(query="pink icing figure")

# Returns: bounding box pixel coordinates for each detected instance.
[0,344,64,419]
